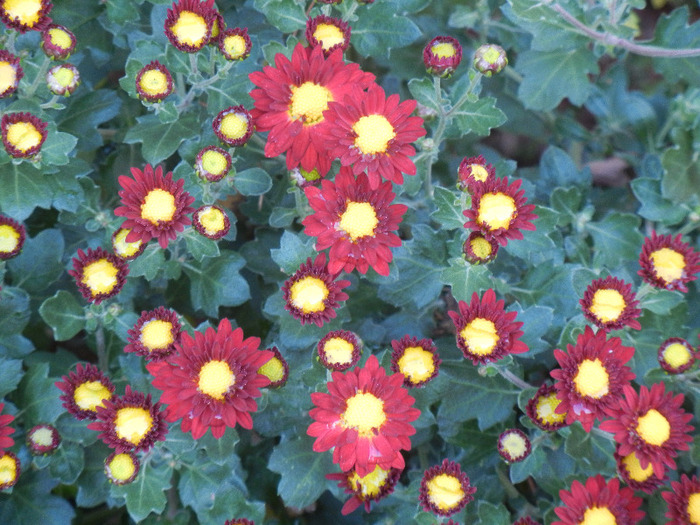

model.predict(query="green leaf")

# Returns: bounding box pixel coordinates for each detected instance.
[586,212,644,268]
[441,259,494,301]
[194,429,241,466]
[516,48,598,111]
[476,501,510,525]
[178,459,247,517]
[39,291,86,341]
[550,186,584,226]
[0,358,23,398]
[563,424,616,476]
[16,362,65,425]
[0,470,76,525]
[124,113,200,165]
[49,441,85,484]
[538,146,591,191]
[431,186,466,230]
[640,288,684,315]
[352,2,422,58]
[234,168,273,196]
[444,96,507,139]
[111,460,173,522]
[514,304,555,357]
[0,286,30,336]
[268,435,335,509]
[650,7,700,84]
[128,245,166,281]
[661,129,700,203]
[253,0,306,33]
[8,229,65,294]
[631,177,687,225]
[269,206,296,228]
[56,89,123,150]
[377,248,444,310]
[184,251,251,317]
[183,229,220,262]
[270,230,315,274]
[408,77,440,113]
[0,162,54,221]
[75,445,111,508]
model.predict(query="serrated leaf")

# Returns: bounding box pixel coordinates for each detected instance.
[0,162,54,221]
[476,501,510,525]
[253,0,306,33]
[234,168,273,196]
[16,362,65,425]
[377,249,444,310]
[586,212,644,268]
[513,304,554,357]
[441,259,494,301]
[0,470,75,525]
[650,7,700,84]
[111,461,172,522]
[128,244,166,281]
[179,461,246,516]
[124,113,199,165]
[183,251,250,317]
[631,177,687,225]
[352,2,422,58]
[564,424,616,475]
[183,229,220,262]
[640,288,684,315]
[194,429,241,466]
[0,286,30,336]
[56,89,123,150]
[8,229,65,294]
[431,186,466,230]
[269,207,296,228]
[661,130,700,203]
[539,146,591,191]
[507,0,589,51]
[407,77,440,112]
[0,358,23,398]
[550,186,584,226]
[49,441,85,484]
[39,291,86,341]
[270,230,315,274]
[445,96,507,139]
[75,445,111,508]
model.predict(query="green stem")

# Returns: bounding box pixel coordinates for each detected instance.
[25,55,51,98]
[96,319,107,372]
[177,60,234,111]
[497,367,533,390]
[40,94,60,109]
[342,0,360,22]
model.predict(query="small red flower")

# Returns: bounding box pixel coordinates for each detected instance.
[219,27,251,60]
[111,227,146,261]
[40,24,76,60]
[638,231,700,292]
[213,105,254,147]
[423,36,463,77]
[0,215,26,260]
[513,518,542,525]
[0,50,23,98]
[26,424,60,455]
[613,447,665,494]
[0,451,20,490]
[317,330,362,371]
[419,459,476,517]
[463,231,499,265]
[69,247,129,304]
[282,253,351,327]
[55,363,115,421]
[195,145,232,182]
[302,168,407,276]
[457,155,495,193]
[135,61,173,103]
[550,326,635,432]
[390,335,441,388]
[497,428,531,463]
[306,15,351,57]
[0,0,51,33]
[327,465,402,515]
[114,164,195,249]
[105,451,140,485]
[662,474,700,525]
[526,383,568,431]
[448,288,528,365]
[658,337,695,374]
[192,205,230,240]
[125,307,182,361]
[258,346,289,388]
[0,403,14,450]
[1,111,48,158]
[164,0,216,52]
[580,276,641,332]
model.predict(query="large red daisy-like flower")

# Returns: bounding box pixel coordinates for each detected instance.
[55,363,115,421]
[662,474,700,524]
[599,382,693,478]
[580,276,641,332]
[87,385,168,453]
[323,83,426,188]
[164,0,216,53]
[302,168,407,276]
[638,231,700,293]
[282,252,351,327]
[419,458,477,517]
[0,403,14,451]
[69,247,129,305]
[124,307,182,361]
[327,465,402,515]
[1,111,48,158]
[0,50,23,98]
[306,15,351,57]
[549,326,635,432]
[114,164,195,249]
[147,318,272,439]
[614,447,665,494]
[389,335,441,388]
[526,383,568,431]
[552,475,644,525]
[0,0,52,33]
[447,288,528,365]
[249,43,375,176]
[308,354,420,477]
[0,215,25,260]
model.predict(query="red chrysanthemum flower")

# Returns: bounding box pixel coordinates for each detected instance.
[224,520,254,525]
[164,0,215,52]
[55,363,115,421]
[258,346,289,388]
[147,318,272,439]
[282,252,351,327]
[195,145,232,182]
[552,474,644,525]
[46,63,80,96]
[87,385,168,453]
[249,43,375,176]
[1,111,48,158]
[580,276,641,332]
[0,403,14,450]
[463,176,537,246]
[497,428,531,463]
[0,50,23,98]
[125,307,182,361]
[463,230,499,265]
[550,326,635,432]
[114,164,195,249]
[526,383,568,431]
[135,60,173,103]
[327,465,402,515]
[419,458,477,517]
[308,354,420,477]
[104,451,140,485]
[599,382,693,479]
[40,24,76,60]
[112,227,146,261]
[323,83,426,188]
[448,288,528,365]
[423,36,463,78]
[213,105,254,147]
[638,231,700,293]
[26,424,60,455]
[0,451,20,490]
[658,337,696,374]
[69,247,129,304]
[302,168,407,276]
[317,330,362,371]
[219,27,251,60]
[457,155,495,193]
[390,335,441,388]
[0,215,25,260]
[0,0,51,33]
[192,205,230,240]
[613,447,665,494]
[513,518,542,525]
[662,474,700,524]
[306,15,351,57]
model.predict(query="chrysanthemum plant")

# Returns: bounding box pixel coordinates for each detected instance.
[1,0,700,523]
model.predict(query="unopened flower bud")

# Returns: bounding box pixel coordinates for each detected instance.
[46,64,80,96]
[473,44,507,76]
[423,36,462,78]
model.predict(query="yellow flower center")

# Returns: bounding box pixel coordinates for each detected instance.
[322,337,354,365]
[223,34,247,59]
[0,224,20,254]
[290,276,329,314]
[201,149,228,176]
[0,455,17,485]
[51,66,76,88]
[589,288,626,323]
[113,228,143,258]
[573,358,609,399]
[621,451,653,482]
[432,42,457,59]
[426,473,464,511]
[535,392,566,425]
[636,409,670,446]
[467,164,489,182]
[313,23,345,51]
[6,121,42,153]
[501,432,528,458]
[48,26,72,49]
[29,427,54,447]
[82,258,119,296]
[353,114,396,155]
[73,380,112,412]
[397,346,435,384]
[139,69,169,97]
[3,0,42,26]
[0,62,17,94]
[140,188,176,224]
[342,392,386,435]
[460,317,499,356]
[140,319,174,351]
[219,112,249,140]
[469,236,492,259]
[481,46,502,64]
[478,192,516,230]
[170,11,209,47]
[289,81,333,125]
[107,453,136,482]
[650,247,685,283]
[663,342,693,369]
[114,407,153,445]
[258,357,285,384]
[580,506,616,525]
[197,206,226,236]
[198,360,235,400]
[349,465,390,498]
[688,493,700,525]
[338,201,378,241]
